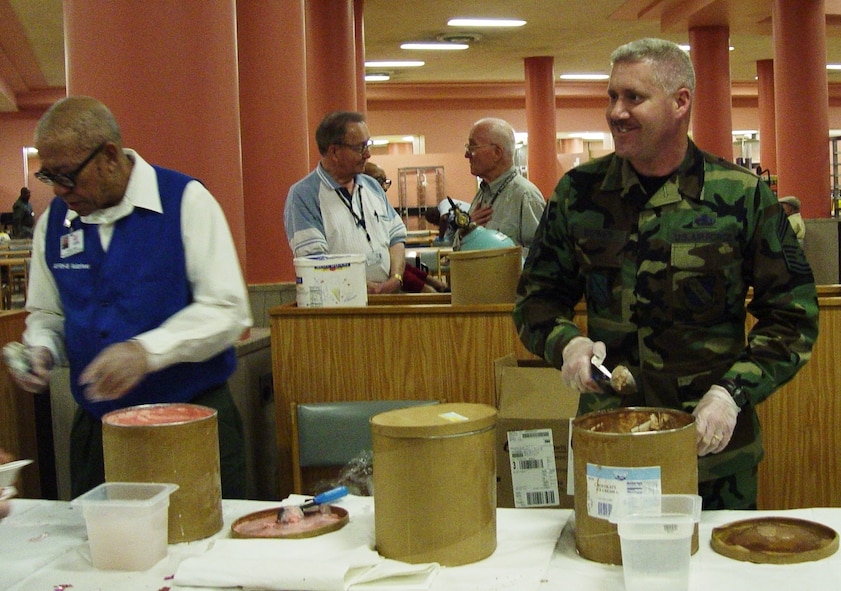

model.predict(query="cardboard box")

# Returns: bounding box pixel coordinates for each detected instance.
[494,355,580,509]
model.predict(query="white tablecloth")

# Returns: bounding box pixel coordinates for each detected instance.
[1,496,839,591]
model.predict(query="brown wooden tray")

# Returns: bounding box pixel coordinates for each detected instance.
[231,506,349,539]
[711,516,839,564]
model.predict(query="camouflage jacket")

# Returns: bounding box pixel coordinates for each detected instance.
[513,140,818,481]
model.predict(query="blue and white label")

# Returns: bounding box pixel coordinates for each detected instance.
[585,464,662,519]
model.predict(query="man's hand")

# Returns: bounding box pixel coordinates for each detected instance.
[561,336,606,392]
[79,341,149,401]
[6,346,54,393]
[693,385,740,456]
[470,204,493,227]
[368,277,402,294]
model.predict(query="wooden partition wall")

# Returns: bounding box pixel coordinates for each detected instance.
[271,291,840,508]
[0,310,41,498]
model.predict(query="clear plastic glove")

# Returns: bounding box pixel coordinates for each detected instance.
[79,340,149,402]
[693,385,740,456]
[5,345,54,393]
[561,336,606,393]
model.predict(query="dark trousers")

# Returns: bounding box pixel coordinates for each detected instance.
[69,382,247,499]
[698,465,758,510]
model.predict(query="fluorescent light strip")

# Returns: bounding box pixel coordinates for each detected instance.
[401,42,469,51]
[560,73,609,81]
[447,18,526,27]
[828,64,841,70]
[365,74,391,82]
[679,44,734,51]
[365,61,424,68]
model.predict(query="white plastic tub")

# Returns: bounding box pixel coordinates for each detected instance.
[294,254,367,307]
[71,482,178,571]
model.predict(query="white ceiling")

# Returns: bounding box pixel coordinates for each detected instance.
[3,0,841,113]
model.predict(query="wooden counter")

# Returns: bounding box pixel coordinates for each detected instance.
[271,290,840,509]
[270,295,537,495]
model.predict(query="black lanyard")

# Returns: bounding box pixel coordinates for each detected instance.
[479,170,516,208]
[336,186,372,244]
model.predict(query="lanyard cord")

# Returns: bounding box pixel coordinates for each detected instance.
[479,170,517,208]
[336,186,372,244]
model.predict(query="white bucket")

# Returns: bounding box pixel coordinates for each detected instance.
[294,254,367,307]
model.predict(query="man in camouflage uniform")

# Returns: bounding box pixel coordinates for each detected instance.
[513,38,818,510]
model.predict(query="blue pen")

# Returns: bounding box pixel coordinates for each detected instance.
[300,485,349,510]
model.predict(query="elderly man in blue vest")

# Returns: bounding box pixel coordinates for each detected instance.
[7,96,252,498]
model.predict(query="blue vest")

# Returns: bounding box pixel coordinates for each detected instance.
[44,166,236,418]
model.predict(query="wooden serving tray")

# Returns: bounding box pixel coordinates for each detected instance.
[231,506,349,539]
[711,516,839,564]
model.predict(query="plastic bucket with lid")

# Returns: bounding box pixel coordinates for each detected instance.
[294,254,367,307]
[448,245,522,305]
[571,407,698,564]
[102,403,222,543]
[371,402,497,566]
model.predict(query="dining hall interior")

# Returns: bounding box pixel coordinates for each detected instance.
[1,1,841,587]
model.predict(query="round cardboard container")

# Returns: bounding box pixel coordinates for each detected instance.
[371,402,497,566]
[448,245,522,305]
[102,403,223,543]
[572,407,698,565]
[294,254,367,308]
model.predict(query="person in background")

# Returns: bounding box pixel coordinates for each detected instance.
[779,195,805,245]
[285,111,406,294]
[364,162,447,293]
[513,38,818,510]
[6,96,252,499]
[462,117,546,256]
[12,187,34,239]
[425,197,471,243]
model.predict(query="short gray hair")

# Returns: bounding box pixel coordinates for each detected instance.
[473,117,515,158]
[610,38,695,94]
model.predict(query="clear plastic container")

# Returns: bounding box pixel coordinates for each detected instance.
[71,482,178,571]
[611,494,702,591]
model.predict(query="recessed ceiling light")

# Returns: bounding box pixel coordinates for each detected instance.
[401,42,469,51]
[447,18,526,27]
[365,73,391,82]
[365,60,425,68]
[560,74,609,81]
[679,44,735,51]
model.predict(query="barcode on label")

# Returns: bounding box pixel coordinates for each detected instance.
[515,458,544,471]
[597,501,613,517]
[526,490,558,505]
[522,430,550,438]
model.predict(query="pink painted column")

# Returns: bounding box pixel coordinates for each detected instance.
[237,0,308,283]
[63,1,246,264]
[773,0,830,218]
[756,59,777,175]
[355,0,367,113]
[305,0,358,167]
[688,26,733,161]
[524,56,558,199]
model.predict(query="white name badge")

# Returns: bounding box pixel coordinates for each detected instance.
[60,229,85,259]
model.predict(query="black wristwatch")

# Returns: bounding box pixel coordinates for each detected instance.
[718,378,747,407]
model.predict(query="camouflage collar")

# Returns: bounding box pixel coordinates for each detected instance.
[601,139,705,207]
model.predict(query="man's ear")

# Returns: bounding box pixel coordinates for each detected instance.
[675,87,691,117]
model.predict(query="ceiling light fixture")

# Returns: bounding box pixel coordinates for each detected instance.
[828,64,841,70]
[365,60,424,68]
[679,44,735,51]
[401,42,469,51]
[447,18,526,28]
[560,74,609,81]
[365,73,391,82]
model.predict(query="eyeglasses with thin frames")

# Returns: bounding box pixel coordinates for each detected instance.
[464,143,496,155]
[376,177,392,190]
[35,142,107,189]
[335,139,374,155]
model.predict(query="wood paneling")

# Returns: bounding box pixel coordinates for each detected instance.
[0,310,40,497]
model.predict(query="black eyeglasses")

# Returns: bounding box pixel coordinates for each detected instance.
[376,177,392,190]
[35,142,107,189]
[335,139,374,155]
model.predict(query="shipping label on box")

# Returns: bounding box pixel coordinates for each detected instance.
[494,356,580,509]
